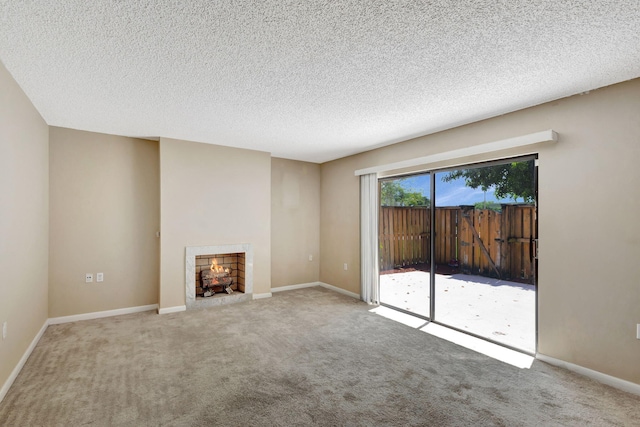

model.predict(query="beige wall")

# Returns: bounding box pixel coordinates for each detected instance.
[49,128,159,317]
[0,62,49,390]
[320,79,640,384]
[319,158,361,295]
[159,138,271,308]
[271,158,320,288]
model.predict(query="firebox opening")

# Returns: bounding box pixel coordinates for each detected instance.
[195,253,245,298]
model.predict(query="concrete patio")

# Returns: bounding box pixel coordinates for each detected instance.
[379,270,536,352]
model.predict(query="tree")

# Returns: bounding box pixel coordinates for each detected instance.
[474,201,502,211]
[441,161,535,202]
[380,179,430,207]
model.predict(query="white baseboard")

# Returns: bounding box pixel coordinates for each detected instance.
[253,292,272,300]
[271,282,320,293]
[270,282,361,300]
[536,353,640,396]
[157,305,186,315]
[0,320,48,404]
[49,304,159,325]
[318,282,361,300]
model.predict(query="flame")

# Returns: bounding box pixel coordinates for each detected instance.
[211,258,222,273]
[210,258,224,273]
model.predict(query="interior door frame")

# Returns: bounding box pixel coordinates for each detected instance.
[533,158,539,354]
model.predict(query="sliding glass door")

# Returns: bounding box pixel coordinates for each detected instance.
[379,174,431,318]
[378,157,537,352]
[433,158,536,352]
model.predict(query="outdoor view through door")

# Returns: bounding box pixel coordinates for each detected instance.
[379,157,537,353]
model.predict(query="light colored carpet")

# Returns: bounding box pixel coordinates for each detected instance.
[1,287,638,426]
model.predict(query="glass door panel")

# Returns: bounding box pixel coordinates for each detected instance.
[433,159,536,352]
[379,174,431,318]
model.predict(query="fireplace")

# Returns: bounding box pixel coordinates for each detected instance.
[195,253,245,296]
[186,244,253,309]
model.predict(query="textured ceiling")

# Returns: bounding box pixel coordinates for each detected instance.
[1,1,639,163]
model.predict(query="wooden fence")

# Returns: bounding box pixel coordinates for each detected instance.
[379,205,536,281]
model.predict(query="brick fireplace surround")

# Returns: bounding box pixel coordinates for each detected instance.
[185,244,253,309]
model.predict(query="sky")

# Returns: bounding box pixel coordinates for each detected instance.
[398,172,525,207]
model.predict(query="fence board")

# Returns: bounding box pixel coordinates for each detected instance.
[459,209,472,273]
[392,210,398,268]
[480,210,488,274]
[522,207,531,279]
[512,206,523,279]
[379,207,431,270]
[379,205,536,282]
[472,210,481,272]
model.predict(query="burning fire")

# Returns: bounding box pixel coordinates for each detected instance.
[201,256,234,296]
[210,258,230,274]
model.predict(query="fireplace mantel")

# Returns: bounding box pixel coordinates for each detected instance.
[185,244,253,309]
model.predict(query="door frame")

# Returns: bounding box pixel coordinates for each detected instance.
[378,154,538,355]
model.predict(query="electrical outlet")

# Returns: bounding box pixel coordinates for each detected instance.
[343,263,348,271]
[96,272,104,282]
[85,273,93,283]
[2,321,7,340]
[308,255,313,262]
